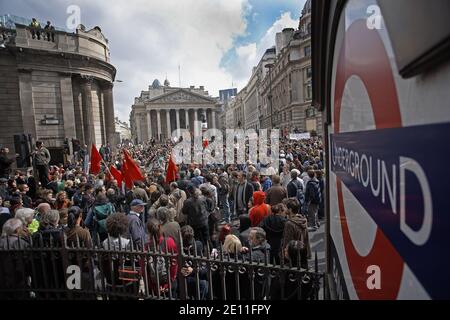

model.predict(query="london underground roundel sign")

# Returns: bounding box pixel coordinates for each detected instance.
[329,0,450,300]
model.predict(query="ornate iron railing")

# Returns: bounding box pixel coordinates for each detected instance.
[0,232,325,300]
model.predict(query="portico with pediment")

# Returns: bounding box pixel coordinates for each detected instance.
[130,79,220,142]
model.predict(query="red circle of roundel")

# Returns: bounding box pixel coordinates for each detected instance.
[333,19,404,300]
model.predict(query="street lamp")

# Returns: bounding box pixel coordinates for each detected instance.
[265,63,274,129]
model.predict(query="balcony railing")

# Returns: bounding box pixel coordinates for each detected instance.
[3,24,111,63]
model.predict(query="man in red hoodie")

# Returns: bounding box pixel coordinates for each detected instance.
[249,191,271,227]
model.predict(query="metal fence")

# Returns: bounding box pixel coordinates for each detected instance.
[0,233,325,300]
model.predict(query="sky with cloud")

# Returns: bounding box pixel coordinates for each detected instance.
[1,0,306,123]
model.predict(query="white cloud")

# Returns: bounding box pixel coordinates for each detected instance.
[229,11,299,89]
[2,0,298,124]
[64,0,250,123]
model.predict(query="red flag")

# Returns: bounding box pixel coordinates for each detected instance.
[202,138,209,149]
[166,154,178,183]
[120,160,133,189]
[90,144,102,175]
[110,165,123,187]
[122,150,144,189]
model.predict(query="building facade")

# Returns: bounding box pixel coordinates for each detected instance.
[115,117,131,142]
[130,81,220,143]
[232,88,246,129]
[259,0,322,136]
[218,88,237,130]
[243,48,276,131]
[0,19,116,163]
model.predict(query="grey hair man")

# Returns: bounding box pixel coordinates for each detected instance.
[15,208,35,228]
[0,218,29,249]
[240,227,271,264]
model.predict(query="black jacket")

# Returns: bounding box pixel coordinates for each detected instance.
[233,182,254,213]
[260,215,287,264]
[0,154,15,178]
[287,179,303,198]
[182,195,209,228]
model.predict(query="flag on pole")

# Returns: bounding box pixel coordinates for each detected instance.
[122,149,144,189]
[120,160,133,189]
[166,153,178,183]
[202,138,209,149]
[90,144,102,175]
[110,165,123,187]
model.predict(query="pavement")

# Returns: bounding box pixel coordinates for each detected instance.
[308,219,326,273]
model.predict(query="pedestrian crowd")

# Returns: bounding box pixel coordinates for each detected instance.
[0,136,325,300]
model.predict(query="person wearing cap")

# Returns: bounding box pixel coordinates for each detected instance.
[128,199,147,249]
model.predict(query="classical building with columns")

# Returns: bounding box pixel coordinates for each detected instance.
[130,80,221,143]
[0,18,116,163]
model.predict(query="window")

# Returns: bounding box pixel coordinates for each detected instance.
[304,82,312,101]
[304,45,311,57]
[305,66,312,79]
[306,107,316,118]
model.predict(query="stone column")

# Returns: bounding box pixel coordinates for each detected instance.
[185,109,190,129]
[147,110,152,140]
[81,80,95,147]
[211,109,216,129]
[72,85,85,144]
[176,109,180,130]
[157,109,162,141]
[102,83,116,145]
[166,109,171,139]
[135,115,142,143]
[60,74,77,141]
[194,108,198,123]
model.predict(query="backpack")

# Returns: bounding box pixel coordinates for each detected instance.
[93,203,115,234]
[218,176,229,195]
[148,238,169,285]
[289,180,305,207]
[307,180,321,205]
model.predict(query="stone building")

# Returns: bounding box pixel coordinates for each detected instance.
[115,117,131,142]
[130,80,220,143]
[243,48,275,131]
[259,0,322,136]
[231,88,246,129]
[0,19,116,163]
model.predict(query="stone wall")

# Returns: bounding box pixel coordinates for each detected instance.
[0,52,23,151]
[32,70,65,147]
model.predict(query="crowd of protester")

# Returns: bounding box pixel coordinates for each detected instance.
[0,136,325,300]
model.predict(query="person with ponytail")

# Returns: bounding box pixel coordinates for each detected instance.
[65,206,92,248]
